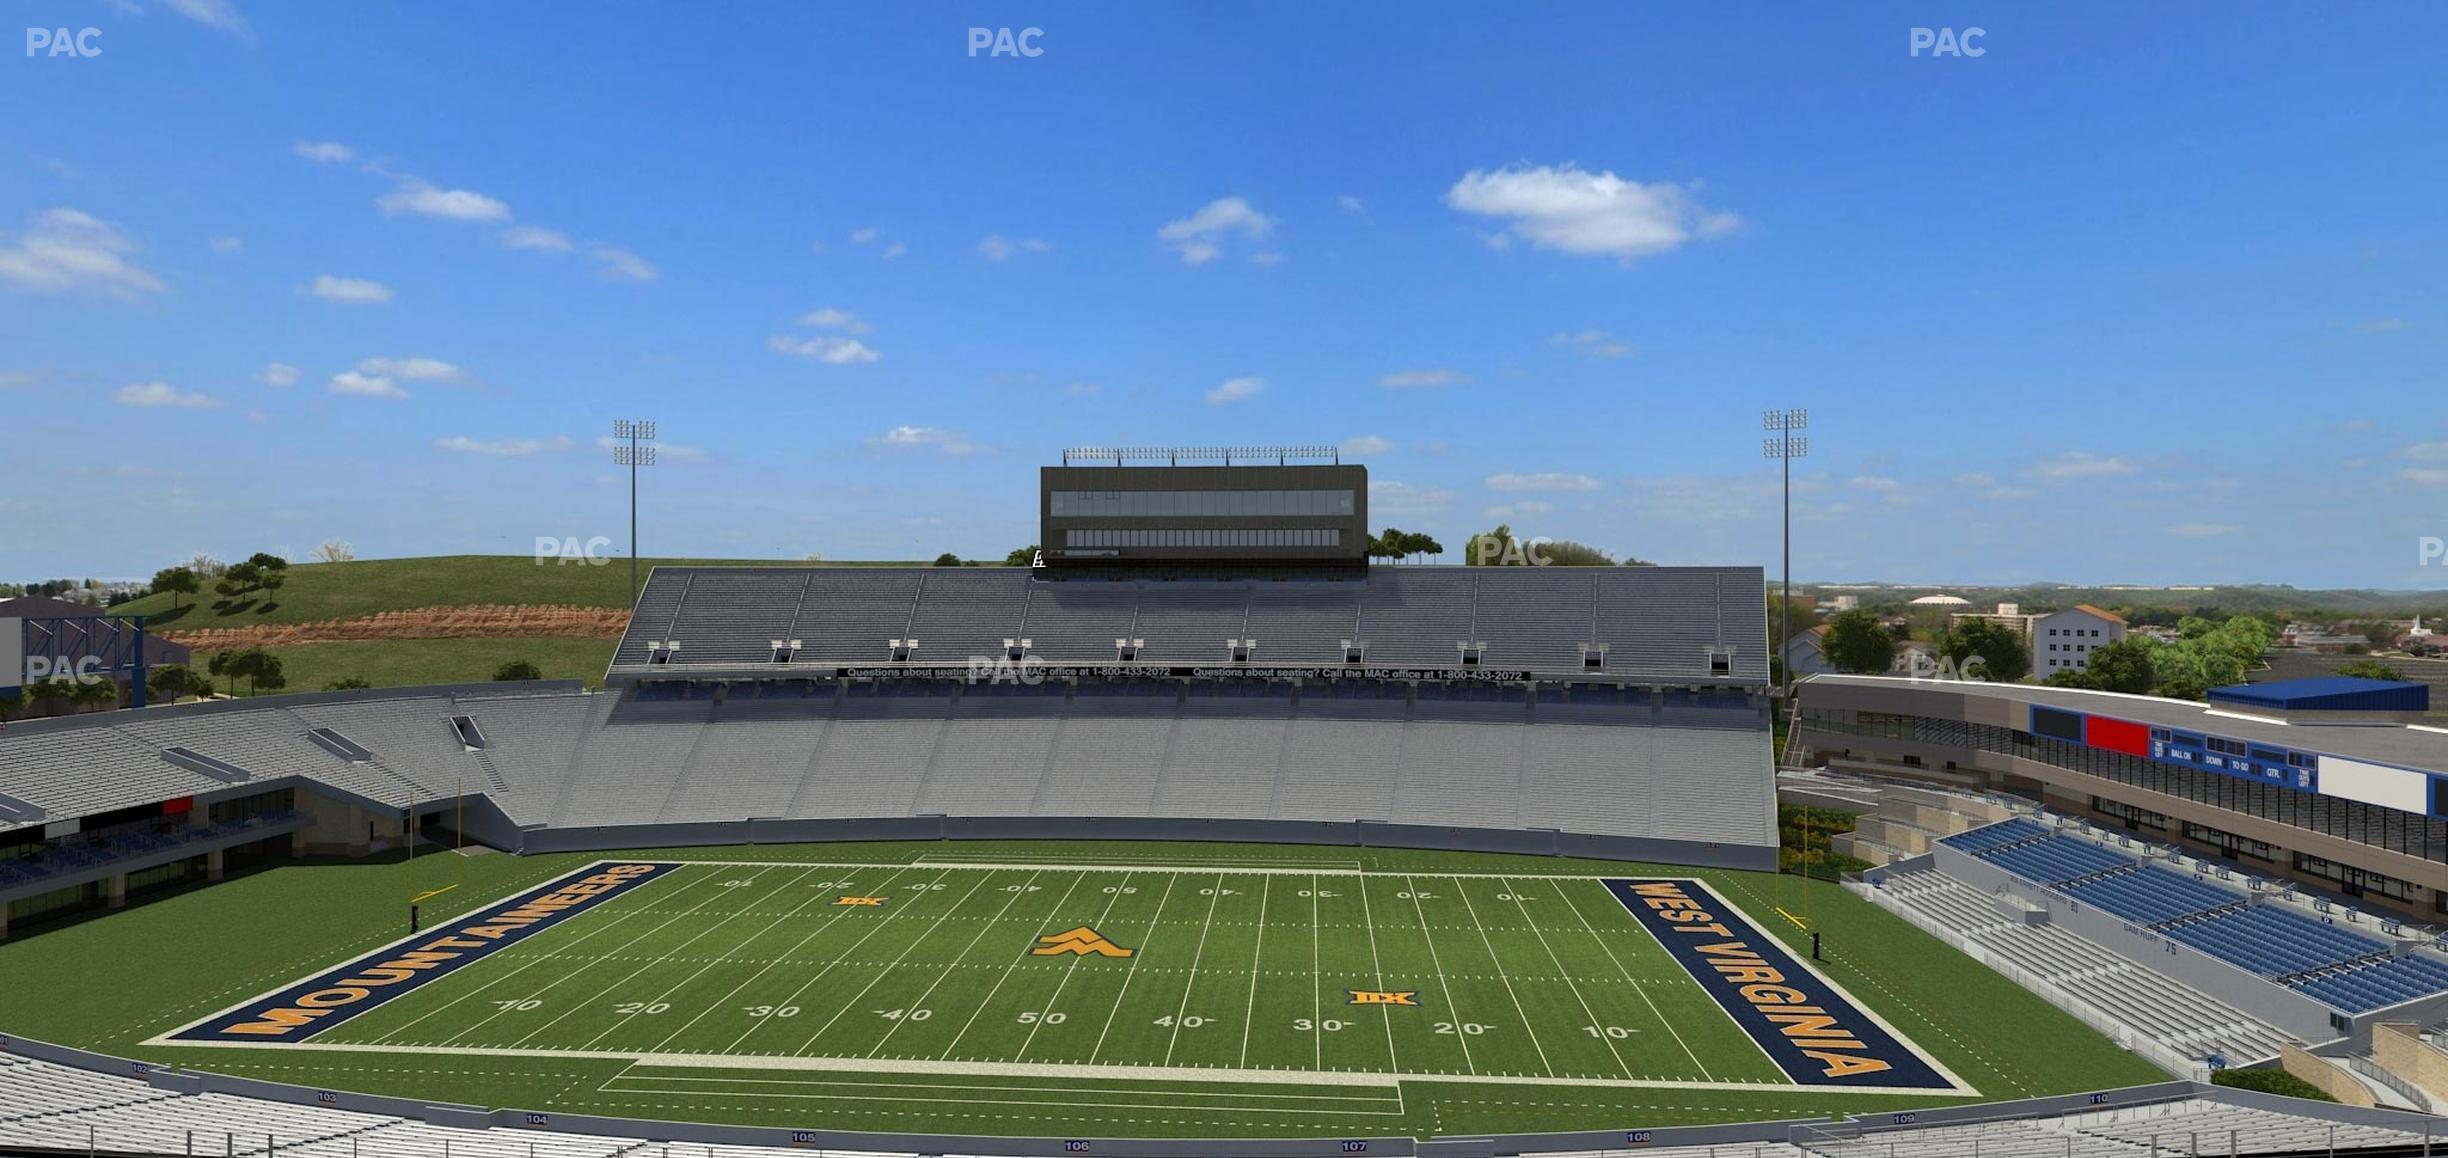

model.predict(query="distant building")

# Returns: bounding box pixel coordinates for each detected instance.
[2280,622,2369,654]
[1950,602,2129,675]
[1784,624,1835,676]
[1907,594,1970,608]
[1817,594,1861,613]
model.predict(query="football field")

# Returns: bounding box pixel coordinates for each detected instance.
[155,854,1971,1125]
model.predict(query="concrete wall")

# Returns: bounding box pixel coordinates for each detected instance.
[2376,1021,2448,1105]
[509,814,1778,871]
[2282,1041,2378,1107]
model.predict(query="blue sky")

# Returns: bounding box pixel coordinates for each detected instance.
[2,2,2443,588]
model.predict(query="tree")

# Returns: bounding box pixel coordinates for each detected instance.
[2045,667,2103,689]
[1534,540,1616,566]
[207,650,238,696]
[27,677,74,717]
[2334,659,2407,682]
[258,570,286,598]
[152,566,199,610]
[245,552,289,576]
[932,552,962,567]
[1368,528,1402,563]
[1940,617,2030,683]
[1397,530,1443,563]
[2084,636,2158,695]
[1822,609,1897,674]
[324,676,373,690]
[69,676,119,713]
[313,540,355,564]
[223,648,283,695]
[1004,545,1039,567]
[493,659,543,681]
[150,664,202,704]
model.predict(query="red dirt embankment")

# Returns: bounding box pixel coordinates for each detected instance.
[159,604,630,649]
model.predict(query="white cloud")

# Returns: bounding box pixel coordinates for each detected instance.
[849,226,883,244]
[1551,329,1632,358]
[356,356,464,383]
[1064,382,1099,397]
[2355,318,2407,334]
[328,369,406,398]
[376,180,513,224]
[590,435,709,464]
[1447,163,1739,263]
[160,0,246,32]
[291,140,354,164]
[208,235,243,254]
[1485,472,1601,493]
[258,362,300,387]
[2402,468,2448,486]
[588,245,657,282]
[1980,486,2038,501]
[501,226,573,253]
[0,208,168,297]
[1338,195,1366,214]
[1248,251,1285,266]
[1483,500,1555,519]
[877,425,978,455]
[1341,434,1394,456]
[115,381,221,409]
[797,307,872,333]
[769,334,881,364]
[1379,368,1468,388]
[1204,376,1264,404]
[976,235,1051,261]
[881,242,906,261]
[2028,451,2137,481]
[309,274,392,304]
[1159,197,1274,265]
[1368,480,1456,518]
[2400,441,2448,462]
[435,435,572,456]
[2167,522,2240,538]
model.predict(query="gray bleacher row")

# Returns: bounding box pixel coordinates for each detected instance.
[534,694,1775,846]
[0,687,1769,849]
[610,565,1768,681]
[1879,868,2293,1065]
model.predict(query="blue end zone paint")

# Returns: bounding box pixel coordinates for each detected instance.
[169,861,681,1044]
[1604,878,1953,1090]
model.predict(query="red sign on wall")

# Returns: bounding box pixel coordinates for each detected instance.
[2084,716,2150,758]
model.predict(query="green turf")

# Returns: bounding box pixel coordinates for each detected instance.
[191,637,620,695]
[0,841,2170,1138]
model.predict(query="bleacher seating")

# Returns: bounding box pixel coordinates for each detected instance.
[2291,952,2448,1013]
[1937,816,2046,854]
[1981,835,2135,884]
[2061,864,2241,926]
[1877,869,2293,1065]
[2163,905,2386,979]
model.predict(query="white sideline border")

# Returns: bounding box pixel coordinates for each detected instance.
[138,857,1978,1099]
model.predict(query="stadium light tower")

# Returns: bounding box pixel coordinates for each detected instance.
[1762,408,1808,705]
[612,419,657,605]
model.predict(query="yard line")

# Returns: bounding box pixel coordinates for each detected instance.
[867,870,1047,1058]
[1449,874,1553,1077]
[638,864,930,1055]
[1086,872,1181,1065]
[1154,873,1225,1066]
[1309,872,1323,1071]
[366,863,722,1045]
[1401,874,1476,1075]
[1501,875,1633,1080]
[1353,864,1401,1075]
[716,868,965,1056]
[503,865,820,1049]
[1235,874,1271,1069]
[789,868,998,1053]
[1546,877,1715,1082]
[935,870,1094,1060]
[1012,872,1138,1061]
[581,865,889,1054]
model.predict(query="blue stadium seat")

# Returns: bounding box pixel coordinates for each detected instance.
[2062,865,2242,926]
[2167,906,2386,978]
[1979,835,2135,883]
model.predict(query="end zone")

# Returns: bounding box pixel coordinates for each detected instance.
[159,862,681,1045]
[1604,878,1972,1094]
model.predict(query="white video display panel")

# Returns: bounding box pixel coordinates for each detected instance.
[2317,754,2430,814]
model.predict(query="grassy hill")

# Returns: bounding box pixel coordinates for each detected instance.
[116,555,853,630]
[119,554,942,696]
